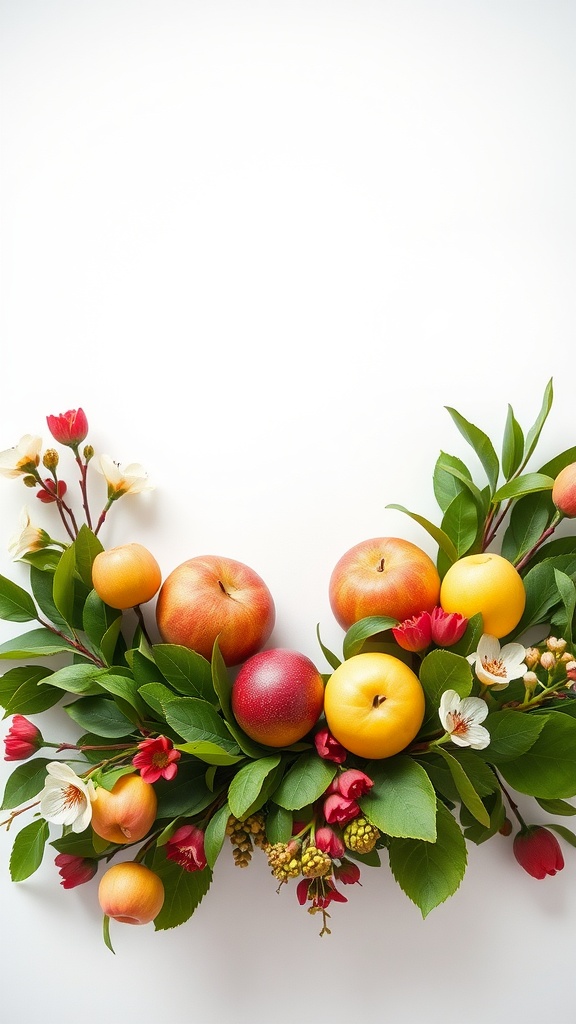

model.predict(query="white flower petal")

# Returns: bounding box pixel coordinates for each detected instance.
[458,696,489,725]
[476,634,501,662]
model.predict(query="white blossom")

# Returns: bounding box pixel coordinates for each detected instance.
[468,634,527,691]
[39,762,95,833]
[97,454,153,497]
[438,689,490,749]
[0,435,42,478]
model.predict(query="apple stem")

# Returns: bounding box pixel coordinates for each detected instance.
[377,559,385,572]
[218,580,228,595]
[372,694,387,707]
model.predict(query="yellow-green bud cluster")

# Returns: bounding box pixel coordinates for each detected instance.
[343,817,380,854]
[226,813,267,868]
[43,448,59,470]
[301,845,331,879]
[266,841,302,882]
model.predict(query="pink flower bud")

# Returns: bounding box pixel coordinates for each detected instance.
[166,825,207,872]
[323,793,360,825]
[314,727,347,764]
[513,826,565,879]
[4,715,43,761]
[336,768,374,800]
[392,610,432,652]
[334,859,361,885]
[315,826,345,858]
[430,606,468,646]
[46,408,89,448]
[552,462,576,518]
[566,661,576,683]
[54,853,98,889]
[540,651,555,671]
[36,478,68,504]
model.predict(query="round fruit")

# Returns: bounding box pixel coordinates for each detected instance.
[90,773,158,845]
[552,462,576,518]
[329,537,441,630]
[98,862,165,925]
[92,543,162,610]
[440,552,526,638]
[324,651,425,759]
[231,648,325,747]
[155,554,276,666]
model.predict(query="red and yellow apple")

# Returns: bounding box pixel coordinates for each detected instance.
[155,554,276,667]
[90,773,158,845]
[98,862,165,925]
[329,536,441,630]
[231,648,325,747]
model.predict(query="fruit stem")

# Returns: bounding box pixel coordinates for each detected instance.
[377,559,385,572]
[218,579,228,595]
[372,694,386,707]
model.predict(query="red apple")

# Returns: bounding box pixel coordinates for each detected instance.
[329,536,441,630]
[155,554,276,667]
[231,648,325,747]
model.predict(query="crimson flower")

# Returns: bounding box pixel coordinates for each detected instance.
[132,735,181,783]
[314,727,347,764]
[334,859,361,885]
[430,606,468,646]
[54,853,98,889]
[335,769,374,800]
[4,715,43,761]
[36,478,68,504]
[166,825,207,872]
[323,793,360,825]
[315,826,345,858]
[46,408,89,448]
[392,610,432,652]
[513,826,565,879]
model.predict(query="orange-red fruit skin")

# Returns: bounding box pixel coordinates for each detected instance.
[98,862,165,925]
[92,543,162,609]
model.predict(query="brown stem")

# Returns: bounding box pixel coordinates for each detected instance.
[75,455,93,529]
[514,513,563,573]
[36,615,106,667]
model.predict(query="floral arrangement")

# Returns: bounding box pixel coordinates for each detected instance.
[1,385,576,948]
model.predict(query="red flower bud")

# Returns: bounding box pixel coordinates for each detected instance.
[513,826,565,879]
[323,793,360,825]
[36,478,68,504]
[46,408,89,448]
[314,727,347,764]
[392,610,432,652]
[334,859,361,885]
[55,853,98,889]
[315,826,345,858]
[430,606,468,646]
[166,825,207,872]
[552,463,576,518]
[4,715,43,761]
[336,768,374,800]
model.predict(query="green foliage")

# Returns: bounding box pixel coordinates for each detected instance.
[360,757,437,840]
[388,801,467,918]
[10,818,50,881]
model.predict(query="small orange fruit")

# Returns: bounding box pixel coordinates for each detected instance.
[98,862,164,925]
[92,543,162,609]
[324,652,425,759]
[90,773,157,845]
[440,552,526,638]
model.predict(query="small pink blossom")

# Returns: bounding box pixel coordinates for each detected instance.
[132,735,181,783]
[430,606,468,646]
[315,827,345,858]
[166,825,207,872]
[54,853,98,889]
[46,408,89,448]
[314,727,347,764]
[37,478,68,504]
[335,769,374,800]
[4,715,43,761]
[323,793,360,825]
[392,610,432,652]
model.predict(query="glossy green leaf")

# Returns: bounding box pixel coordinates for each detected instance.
[204,801,231,869]
[0,573,37,622]
[479,709,545,763]
[210,639,231,717]
[102,915,115,954]
[29,566,71,632]
[152,854,212,931]
[43,663,107,696]
[360,757,437,840]
[434,457,488,515]
[433,452,472,513]
[272,753,336,810]
[492,473,554,504]
[501,404,524,480]
[445,406,500,493]
[536,797,576,816]
[74,526,104,588]
[0,665,60,716]
[64,696,135,737]
[316,624,341,670]
[523,377,553,466]
[539,445,576,480]
[265,803,293,845]
[52,542,77,626]
[153,644,215,704]
[440,490,478,557]
[388,801,467,918]
[10,818,50,881]
[385,505,458,563]
[1,758,51,810]
[501,491,554,564]
[499,712,576,798]
[342,616,398,660]
[435,747,490,827]
[545,823,576,848]
[418,649,473,735]
[164,696,239,752]
[227,755,282,820]
[155,760,214,818]
[553,569,576,644]
[0,627,75,659]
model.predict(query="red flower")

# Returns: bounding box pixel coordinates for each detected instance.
[315,826,345,858]
[4,715,43,761]
[46,408,89,448]
[513,826,565,879]
[54,853,98,889]
[166,825,207,872]
[334,859,361,885]
[314,727,347,764]
[296,877,347,908]
[36,478,68,504]
[132,735,181,783]
[430,606,468,646]
[335,769,374,800]
[392,611,432,652]
[323,793,360,825]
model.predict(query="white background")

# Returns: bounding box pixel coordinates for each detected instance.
[1,2,575,1021]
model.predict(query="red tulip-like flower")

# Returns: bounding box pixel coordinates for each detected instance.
[323,793,361,826]
[392,610,432,652]
[4,715,43,761]
[513,826,565,879]
[132,735,181,783]
[166,825,207,872]
[54,853,98,889]
[334,859,361,885]
[335,769,374,800]
[315,827,345,858]
[36,478,68,504]
[314,727,348,764]
[430,606,468,646]
[46,408,89,448]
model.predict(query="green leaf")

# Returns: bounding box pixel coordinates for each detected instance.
[138,681,181,719]
[384,505,458,563]
[99,617,123,667]
[435,747,490,827]
[433,452,473,513]
[388,801,467,918]
[97,672,147,715]
[227,755,282,820]
[316,624,341,670]
[0,573,37,622]
[447,613,484,658]
[343,616,399,660]
[51,828,100,858]
[0,665,60,716]
[526,536,576,567]
[491,473,555,504]
[513,561,563,635]
[1,758,51,810]
[102,915,115,955]
[94,764,136,791]
[265,803,293,845]
[499,712,576,798]
[52,542,77,625]
[445,406,500,493]
[74,526,104,588]
[418,650,473,735]
[19,549,62,571]
[272,752,337,811]
[174,741,244,766]
[210,640,231,718]
[155,760,214,818]
[152,853,212,930]
[536,797,576,816]
[435,455,489,515]
[480,709,545,763]
[153,644,216,704]
[539,445,576,479]
[29,566,71,632]
[163,696,240,753]
[204,801,231,869]
[83,590,119,650]
[43,663,108,696]
[440,491,478,557]
[523,377,553,466]
[0,627,77,660]
[501,491,554,564]
[65,696,135,738]
[545,823,576,848]
[461,789,506,845]
[360,757,437,840]
[501,404,525,480]
[553,569,576,644]
[10,818,50,881]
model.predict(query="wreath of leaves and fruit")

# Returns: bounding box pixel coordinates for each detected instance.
[1,383,576,948]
